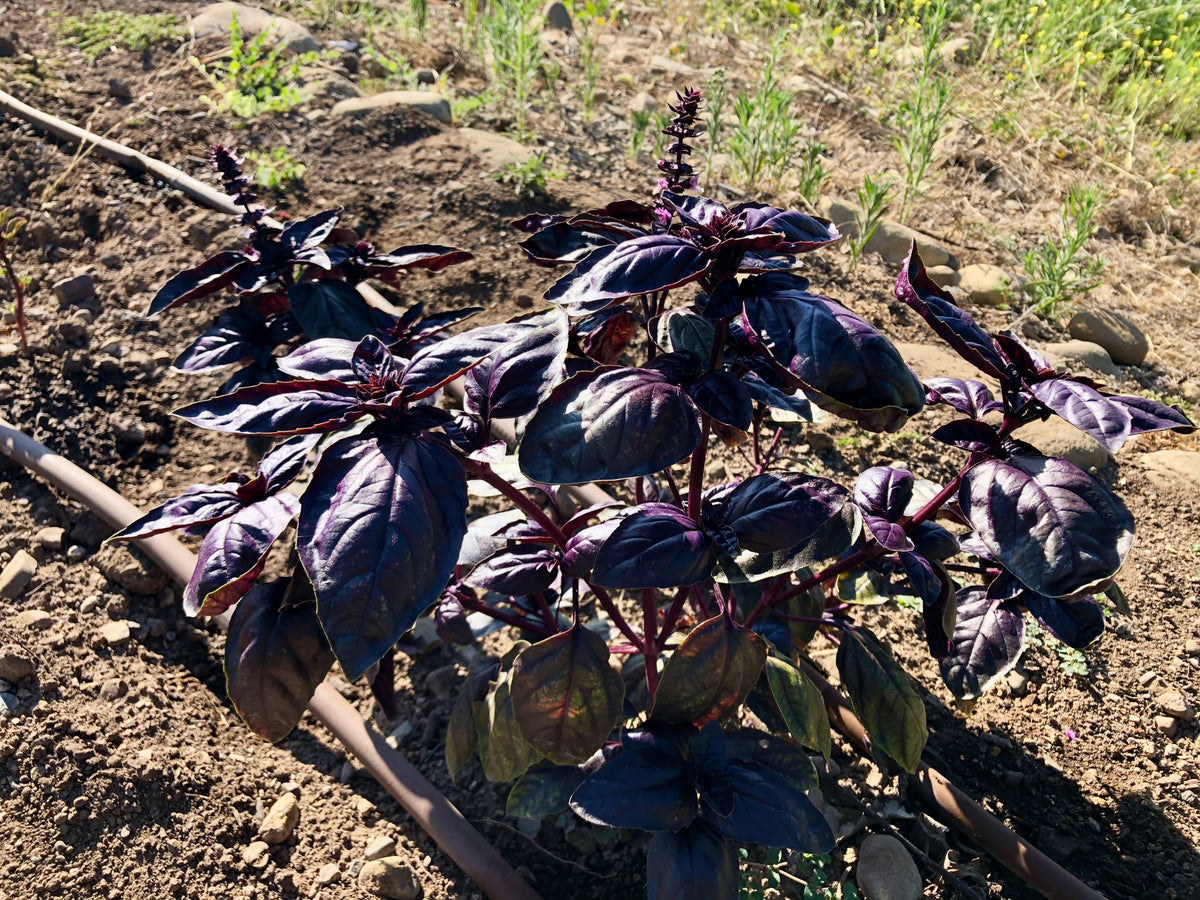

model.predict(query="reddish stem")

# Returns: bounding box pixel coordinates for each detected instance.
[641,588,660,702]
[460,458,569,549]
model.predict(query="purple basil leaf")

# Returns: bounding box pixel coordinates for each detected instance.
[1024,594,1105,649]
[175,379,362,436]
[466,546,560,596]
[465,309,569,421]
[108,485,244,542]
[1029,378,1132,453]
[721,472,850,554]
[959,453,1134,598]
[853,466,915,519]
[289,279,380,341]
[660,191,729,229]
[560,517,622,580]
[518,220,630,266]
[172,303,266,373]
[578,306,638,365]
[938,587,1025,700]
[570,741,698,832]
[366,244,474,275]
[864,514,914,552]
[277,337,361,381]
[894,245,1007,379]
[507,761,587,818]
[280,208,339,255]
[400,321,526,400]
[351,334,402,385]
[1107,394,1196,436]
[258,433,321,493]
[512,213,568,233]
[741,277,924,432]
[435,591,476,646]
[704,761,833,853]
[647,822,737,900]
[519,368,702,485]
[741,373,813,421]
[219,357,283,394]
[685,371,753,431]
[732,201,841,251]
[148,250,248,316]
[899,553,955,656]
[224,577,335,742]
[592,504,716,589]
[297,431,468,680]
[924,378,1003,419]
[187,493,300,617]
[651,615,766,726]
[544,234,711,314]
[717,502,862,584]
[931,419,1003,454]
[910,521,959,561]
[993,331,1055,382]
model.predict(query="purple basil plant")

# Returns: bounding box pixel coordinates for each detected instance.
[112,93,1195,899]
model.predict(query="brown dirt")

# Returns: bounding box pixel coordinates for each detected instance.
[1,2,1198,899]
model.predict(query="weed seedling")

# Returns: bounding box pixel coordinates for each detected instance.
[629,108,652,159]
[798,139,827,206]
[1021,184,1106,320]
[0,208,30,355]
[494,152,556,199]
[893,0,953,218]
[248,147,307,190]
[59,11,180,61]
[848,174,893,271]
[481,0,544,137]
[727,40,799,191]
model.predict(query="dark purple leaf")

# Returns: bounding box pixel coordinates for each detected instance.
[732,201,841,251]
[570,741,698,831]
[149,250,249,316]
[517,220,629,266]
[742,373,813,421]
[289,279,381,341]
[465,310,569,421]
[911,521,959,561]
[899,554,955,656]
[1108,394,1196,436]
[435,591,475,645]
[544,235,711,314]
[718,502,862,584]
[706,761,833,853]
[894,245,1008,379]
[400,322,526,400]
[837,626,927,772]
[938,587,1025,699]
[741,278,924,432]
[224,577,335,742]
[519,368,703,485]
[1024,594,1105,648]
[593,504,716,589]
[660,191,730,229]
[853,466,915,519]
[863,514,914,551]
[258,434,321,493]
[280,208,339,254]
[466,546,560,596]
[510,624,625,764]
[276,338,360,381]
[721,472,850,554]
[174,379,362,436]
[1029,379,1132,453]
[932,419,1003,454]
[578,307,638,365]
[506,762,586,818]
[685,371,753,431]
[959,453,1134,598]
[647,823,737,900]
[187,493,299,616]
[924,378,1003,419]
[172,303,268,373]
[993,331,1055,382]
[560,518,622,579]
[657,309,716,359]
[297,431,468,680]
[652,615,766,726]
[109,485,244,541]
[366,243,474,274]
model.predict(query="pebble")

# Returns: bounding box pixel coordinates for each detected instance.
[629,91,657,114]
[0,645,36,682]
[955,263,1018,306]
[357,857,421,900]
[241,840,271,869]
[66,545,89,563]
[414,68,437,85]
[1157,691,1195,721]
[1067,309,1149,365]
[354,796,378,821]
[543,0,572,31]
[425,664,459,701]
[35,527,66,551]
[364,835,398,861]
[1154,715,1179,738]
[91,543,169,595]
[1186,639,1200,656]
[1006,670,1029,697]
[258,793,300,844]
[856,834,923,900]
[331,92,452,124]
[16,609,52,630]
[0,693,19,717]
[0,550,38,599]
[97,621,131,646]
[51,274,95,305]
[315,864,341,886]
[191,2,320,53]
[99,678,127,700]
[80,596,99,614]
[386,721,415,748]
[0,342,19,364]
[1139,670,1159,687]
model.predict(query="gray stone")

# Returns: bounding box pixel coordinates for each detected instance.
[1141,450,1200,489]
[99,678,127,700]
[1155,715,1179,738]
[629,91,657,115]
[0,693,18,717]
[298,68,366,104]
[857,834,922,900]
[16,609,52,630]
[107,78,133,100]
[91,543,169,595]
[364,834,398,861]
[1018,418,1111,472]
[51,274,94,304]
[97,621,131,647]
[0,645,36,682]
[1043,340,1117,379]
[543,0,572,31]
[1067,309,1149,365]
[925,265,959,287]
[415,68,437,85]
[457,127,532,170]
[241,840,272,868]
[0,36,16,58]
[1157,691,1195,721]
[316,864,341,886]
[331,92,452,124]
[191,2,320,54]
[35,527,65,552]
[259,792,300,844]
[816,198,953,267]
[0,550,38,599]
[357,857,422,899]
[956,262,1017,306]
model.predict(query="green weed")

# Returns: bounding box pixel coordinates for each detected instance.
[847,175,893,272]
[494,152,557,199]
[481,0,544,137]
[629,109,653,160]
[248,147,307,190]
[798,140,828,206]
[727,40,800,192]
[59,11,180,61]
[1025,619,1090,677]
[892,0,953,217]
[1021,184,1106,320]
[702,68,728,189]
[569,0,614,120]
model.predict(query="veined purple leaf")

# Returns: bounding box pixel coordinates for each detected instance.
[174,379,362,436]
[853,467,915,519]
[717,502,861,585]
[289,279,381,342]
[465,309,569,421]
[570,739,697,832]
[109,485,244,541]
[742,373,813,421]
[657,309,716,359]
[519,368,702,485]
[224,577,335,742]
[705,761,832,853]
[721,472,850,554]
[280,208,339,254]
[277,338,361,381]
[149,250,248,316]
[732,201,841,251]
[938,587,1025,700]
[187,493,300,617]
[741,278,924,433]
[1029,378,1132,453]
[647,822,738,900]
[544,235,711,314]
[1106,394,1197,437]
[685,371,753,431]
[172,303,266,374]
[931,419,1003,455]
[517,220,631,267]
[435,591,475,646]
[507,762,587,818]
[298,431,467,680]
[592,504,716,589]
[560,517,622,579]
[924,378,1003,419]
[258,433,322,493]
[466,546,560,596]
[578,306,638,365]
[1024,593,1105,649]
[894,245,1007,379]
[863,514,914,552]
[959,453,1134,598]
[910,521,959,561]
[366,243,474,274]
[660,191,729,229]
[401,321,527,400]
[898,554,955,657]
[651,615,766,726]
[351,334,402,384]
[993,331,1055,382]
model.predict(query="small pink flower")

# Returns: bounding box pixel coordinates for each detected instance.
[1064,727,1078,742]
[652,207,671,227]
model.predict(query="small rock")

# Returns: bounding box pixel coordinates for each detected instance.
[1155,715,1179,738]
[58,310,92,342]
[98,621,131,647]
[1139,670,1159,687]
[99,678,127,700]
[1180,381,1200,406]
[357,857,422,899]
[629,91,657,115]
[145,617,167,638]
[242,840,272,869]
[0,693,19,717]
[316,864,341,886]
[387,721,415,747]
[815,198,952,267]
[80,596,99,614]
[956,263,1017,306]
[1157,691,1195,721]
[925,265,959,287]
[109,415,147,444]
[414,68,437,85]
[0,645,36,682]
[1044,340,1117,379]
[91,543,169,595]
[35,527,66,551]
[1067,309,1149,365]
[191,2,320,54]
[51,274,95,305]
[456,127,532,170]
[1017,418,1111,472]
[107,78,133,100]
[258,792,300,844]
[936,36,973,65]
[354,795,378,821]
[331,92,452,124]
[856,834,922,900]
[543,0,572,31]
[1006,670,1028,697]
[0,550,38,599]
[425,664,459,701]
[0,342,20,364]
[16,609,52,631]
[1185,638,1200,656]
[364,834,398,861]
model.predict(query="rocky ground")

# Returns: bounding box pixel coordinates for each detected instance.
[1,2,1199,899]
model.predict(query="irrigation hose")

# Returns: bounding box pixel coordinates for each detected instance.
[0,418,543,900]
